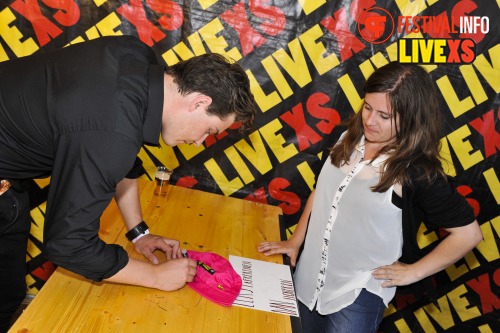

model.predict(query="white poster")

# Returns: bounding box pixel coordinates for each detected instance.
[229,256,299,317]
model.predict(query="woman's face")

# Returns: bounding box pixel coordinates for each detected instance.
[362,92,399,145]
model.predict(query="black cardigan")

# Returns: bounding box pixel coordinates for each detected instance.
[399,172,476,264]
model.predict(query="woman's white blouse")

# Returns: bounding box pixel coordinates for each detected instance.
[294,136,403,315]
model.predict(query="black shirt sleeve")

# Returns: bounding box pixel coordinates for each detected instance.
[43,131,139,281]
[400,174,476,264]
[125,157,146,179]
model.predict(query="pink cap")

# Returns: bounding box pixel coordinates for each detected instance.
[187,250,242,306]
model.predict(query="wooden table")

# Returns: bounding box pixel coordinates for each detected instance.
[10,180,301,333]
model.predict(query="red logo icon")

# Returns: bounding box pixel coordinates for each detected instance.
[358,7,395,44]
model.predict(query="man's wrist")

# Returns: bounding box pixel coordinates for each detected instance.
[125,221,149,242]
[132,229,149,243]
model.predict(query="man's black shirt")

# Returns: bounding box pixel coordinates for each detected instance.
[0,36,164,281]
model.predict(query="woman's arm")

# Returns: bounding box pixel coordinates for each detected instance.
[372,220,482,287]
[257,190,315,266]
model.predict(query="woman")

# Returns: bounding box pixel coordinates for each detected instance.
[258,62,482,333]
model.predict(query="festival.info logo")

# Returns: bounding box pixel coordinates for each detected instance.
[358,7,490,64]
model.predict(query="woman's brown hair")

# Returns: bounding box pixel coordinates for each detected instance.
[330,62,446,192]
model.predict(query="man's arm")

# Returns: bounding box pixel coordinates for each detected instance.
[105,256,197,291]
[114,177,184,263]
[114,177,142,230]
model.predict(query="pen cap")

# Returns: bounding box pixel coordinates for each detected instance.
[186,250,242,307]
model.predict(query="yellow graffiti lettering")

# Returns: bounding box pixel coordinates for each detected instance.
[296,161,316,191]
[198,0,219,11]
[448,284,481,322]
[234,131,273,175]
[259,119,298,163]
[273,38,313,90]
[297,0,326,15]
[28,205,47,259]
[162,18,241,65]
[0,7,38,59]
[138,142,180,180]
[484,167,500,204]
[394,317,413,332]
[0,41,8,62]
[447,217,500,281]
[198,18,242,61]
[413,284,481,331]
[338,73,363,112]
[162,33,206,65]
[246,68,281,112]
[176,143,205,160]
[476,217,500,262]
[395,0,436,16]
[224,146,255,184]
[204,157,243,196]
[439,136,457,176]
[299,24,340,75]
[92,12,123,37]
[421,294,455,330]
[460,64,488,105]
[446,125,484,170]
[68,13,123,45]
[473,44,500,93]
[436,75,475,118]
[261,56,293,100]
[414,307,438,333]
[478,323,494,333]
[416,221,438,250]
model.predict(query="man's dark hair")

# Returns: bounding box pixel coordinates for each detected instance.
[165,53,257,131]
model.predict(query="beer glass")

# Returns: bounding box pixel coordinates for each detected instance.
[154,166,172,196]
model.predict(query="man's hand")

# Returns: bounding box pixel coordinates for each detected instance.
[153,258,198,291]
[134,234,182,264]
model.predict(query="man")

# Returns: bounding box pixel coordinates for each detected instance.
[0,35,257,331]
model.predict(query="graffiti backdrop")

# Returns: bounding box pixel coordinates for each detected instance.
[0,0,498,332]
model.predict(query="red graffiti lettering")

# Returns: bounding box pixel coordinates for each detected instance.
[456,185,480,217]
[244,187,267,204]
[176,176,198,188]
[469,109,500,158]
[280,103,322,152]
[349,0,377,22]
[307,92,340,135]
[117,0,166,46]
[146,0,183,31]
[220,2,267,56]
[466,272,500,314]
[10,0,62,46]
[269,178,301,215]
[44,0,80,26]
[452,0,485,43]
[31,261,56,281]
[321,8,366,61]
[249,0,285,36]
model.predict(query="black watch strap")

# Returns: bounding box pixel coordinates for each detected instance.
[125,221,149,241]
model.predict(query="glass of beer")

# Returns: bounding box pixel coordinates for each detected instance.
[154,166,172,196]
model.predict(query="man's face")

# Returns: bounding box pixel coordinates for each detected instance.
[161,106,235,147]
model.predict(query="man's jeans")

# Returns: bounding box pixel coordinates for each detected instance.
[0,182,30,333]
[299,289,386,333]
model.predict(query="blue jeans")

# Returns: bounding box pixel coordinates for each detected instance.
[299,289,386,333]
[0,181,30,333]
